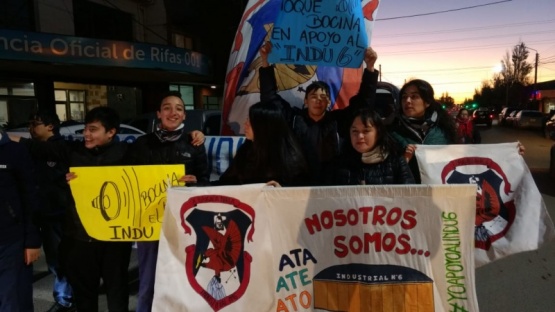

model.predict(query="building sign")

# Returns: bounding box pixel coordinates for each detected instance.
[0,29,211,76]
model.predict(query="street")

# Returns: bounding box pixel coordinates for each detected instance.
[31,122,555,311]
[475,121,555,312]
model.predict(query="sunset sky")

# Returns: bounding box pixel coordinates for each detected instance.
[370,0,555,103]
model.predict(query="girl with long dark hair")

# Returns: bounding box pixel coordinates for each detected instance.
[218,101,309,186]
[388,79,457,183]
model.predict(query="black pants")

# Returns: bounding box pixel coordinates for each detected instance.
[62,238,132,312]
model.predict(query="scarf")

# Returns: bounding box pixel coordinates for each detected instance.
[399,110,438,141]
[154,123,185,143]
[361,147,389,164]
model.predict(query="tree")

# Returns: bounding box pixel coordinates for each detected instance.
[439,92,455,106]
[500,42,533,86]
[474,41,534,111]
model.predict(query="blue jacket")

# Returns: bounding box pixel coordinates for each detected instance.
[389,115,454,184]
[0,131,41,248]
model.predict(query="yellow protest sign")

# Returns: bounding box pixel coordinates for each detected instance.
[69,165,185,241]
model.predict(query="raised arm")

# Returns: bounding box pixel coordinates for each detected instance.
[259,41,280,103]
[258,41,296,122]
[349,47,379,111]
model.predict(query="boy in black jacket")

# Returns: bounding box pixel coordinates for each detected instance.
[29,110,76,311]
[12,107,131,312]
[0,128,41,311]
[258,42,379,185]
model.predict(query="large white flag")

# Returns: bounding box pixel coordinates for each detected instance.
[154,184,479,311]
[415,143,555,267]
[222,0,381,135]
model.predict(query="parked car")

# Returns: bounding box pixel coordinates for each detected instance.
[545,114,555,140]
[498,107,517,126]
[60,122,145,135]
[472,108,494,127]
[504,110,521,127]
[7,122,145,143]
[514,110,545,129]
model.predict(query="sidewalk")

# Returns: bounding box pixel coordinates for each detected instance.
[32,248,139,311]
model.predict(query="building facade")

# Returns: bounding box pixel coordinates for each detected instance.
[0,0,243,127]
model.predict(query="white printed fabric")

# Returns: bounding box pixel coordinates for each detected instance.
[154,184,479,312]
[415,142,555,267]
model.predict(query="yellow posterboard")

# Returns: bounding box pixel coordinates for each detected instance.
[69,165,185,241]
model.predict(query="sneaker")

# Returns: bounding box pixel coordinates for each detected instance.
[46,302,76,312]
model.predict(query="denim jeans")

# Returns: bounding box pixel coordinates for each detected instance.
[136,241,159,312]
[40,219,73,307]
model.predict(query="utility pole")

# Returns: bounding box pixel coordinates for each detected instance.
[528,47,539,102]
[534,51,538,99]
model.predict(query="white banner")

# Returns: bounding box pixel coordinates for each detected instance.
[154,184,479,312]
[415,143,555,267]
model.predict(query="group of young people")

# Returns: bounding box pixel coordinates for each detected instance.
[241,42,460,187]
[2,92,207,312]
[1,42,477,312]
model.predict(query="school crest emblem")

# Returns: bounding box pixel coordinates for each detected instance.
[441,157,516,250]
[180,195,255,311]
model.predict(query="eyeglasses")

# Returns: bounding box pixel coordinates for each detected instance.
[28,121,44,127]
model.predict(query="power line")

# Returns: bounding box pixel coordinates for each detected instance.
[375,30,553,48]
[374,19,555,39]
[377,39,555,56]
[376,0,512,21]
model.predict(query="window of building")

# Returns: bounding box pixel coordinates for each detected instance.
[73,0,133,41]
[203,96,220,110]
[55,89,86,122]
[0,81,36,127]
[0,100,8,126]
[0,0,35,31]
[169,85,195,110]
[172,33,193,50]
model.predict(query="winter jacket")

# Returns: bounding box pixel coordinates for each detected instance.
[127,132,209,185]
[0,131,41,248]
[21,138,128,241]
[325,152,415,185]
[259,66,379,185]
[389,114,453,184]
[33,134,73,219]
[217,140,309,186]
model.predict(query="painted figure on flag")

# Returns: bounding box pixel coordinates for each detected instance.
[441,157,516,250]
[222,0,381,135]
[180,196,255,311]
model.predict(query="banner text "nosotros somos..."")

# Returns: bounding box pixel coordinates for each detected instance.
[304,206,431,258]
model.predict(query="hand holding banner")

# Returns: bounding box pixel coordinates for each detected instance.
[415,143,555,267]
[69,165,185,241]
[154,184,480,311]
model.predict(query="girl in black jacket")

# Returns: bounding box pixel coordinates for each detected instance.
[326,109,415,185]
[218,101,309,186]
